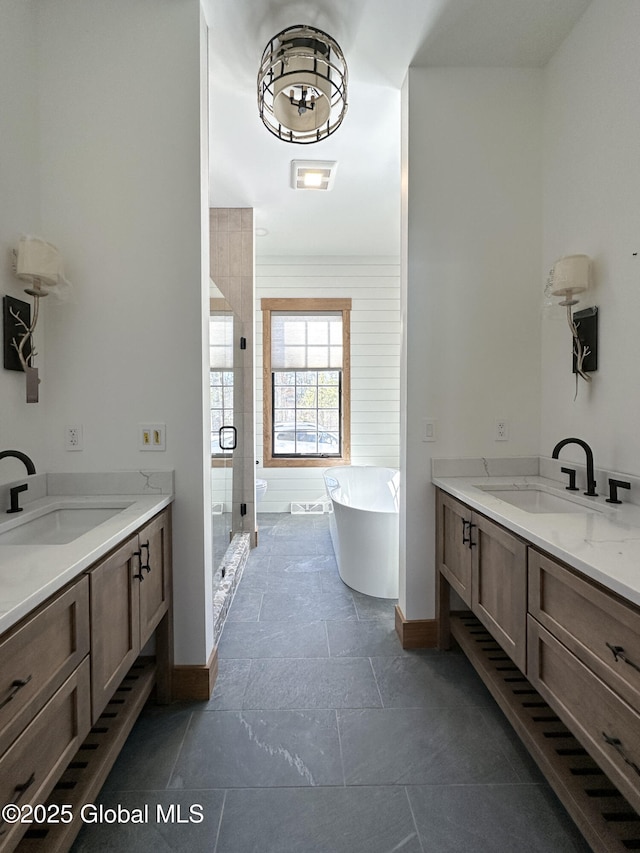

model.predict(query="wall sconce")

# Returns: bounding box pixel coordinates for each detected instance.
[6,235,70,403]
[548,254,598,395]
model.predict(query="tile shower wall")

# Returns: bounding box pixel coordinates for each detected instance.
[255,255,401,513]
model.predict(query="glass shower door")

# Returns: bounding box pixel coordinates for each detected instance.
[210,306,235,567]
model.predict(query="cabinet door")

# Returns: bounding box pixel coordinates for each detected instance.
[436,491,472,606]
[138,509,171,648]
[89,536,140,722]
[471,513,527,671]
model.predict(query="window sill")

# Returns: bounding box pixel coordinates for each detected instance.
[263,456,350,469]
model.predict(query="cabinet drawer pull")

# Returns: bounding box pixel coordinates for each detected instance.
[461,518,476,548]
[468,522,477,548]
[461,517,470,543]
[133,550,145,582]
[606,642,640,674]
[0,772,35,836]
[602,731,640,778]
[14,772,36,797]
[0,675,32,710]
[140,540,151,573]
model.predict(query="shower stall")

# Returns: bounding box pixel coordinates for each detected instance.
[209,207,256,644]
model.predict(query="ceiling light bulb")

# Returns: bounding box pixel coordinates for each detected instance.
[303,172,323,188]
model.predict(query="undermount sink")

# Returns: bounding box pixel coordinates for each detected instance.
[475,484,603,514]
[0,504,130,546]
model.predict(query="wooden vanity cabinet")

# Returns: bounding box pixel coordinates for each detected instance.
[436,489,527,670]
[0,505,172,853]
[528,549,640,816]
[0,581,91,852]
[89,508,171,722]
[437,488,640,850]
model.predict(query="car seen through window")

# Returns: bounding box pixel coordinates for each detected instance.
[273,424,340,456]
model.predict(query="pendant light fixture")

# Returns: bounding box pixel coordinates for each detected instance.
[257,24,348,144]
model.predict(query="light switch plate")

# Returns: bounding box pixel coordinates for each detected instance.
[423,419,437,442]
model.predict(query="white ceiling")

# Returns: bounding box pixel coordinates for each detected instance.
[204,0,591,258]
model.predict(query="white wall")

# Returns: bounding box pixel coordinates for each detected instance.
[402,68,544,620]
[0,1,48,480]
[0,0,213,667]
[255,255,401,512]
[541,0,640,475]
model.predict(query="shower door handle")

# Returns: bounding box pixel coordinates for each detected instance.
[219,425,237,451]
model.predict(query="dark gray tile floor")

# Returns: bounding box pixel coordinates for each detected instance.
[71,513,591,852]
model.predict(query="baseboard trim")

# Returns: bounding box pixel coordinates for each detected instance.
[171,647,219,701]
[395,605,438,649]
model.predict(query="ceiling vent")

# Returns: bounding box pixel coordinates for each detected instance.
[291,160,338,191]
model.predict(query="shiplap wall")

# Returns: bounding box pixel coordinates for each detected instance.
[256,255,401,513]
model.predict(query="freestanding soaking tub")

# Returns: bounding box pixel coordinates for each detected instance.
[323,466,399,599]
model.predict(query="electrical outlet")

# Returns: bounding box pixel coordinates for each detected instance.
[139,423,166,451]
[495,419,509,441]
[65,424,83,451]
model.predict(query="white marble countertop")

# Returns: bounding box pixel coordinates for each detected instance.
[433,472,640,608]
[0,471,173,635]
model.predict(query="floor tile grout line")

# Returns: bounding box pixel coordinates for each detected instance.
[403,785,426,853]
[334,707,347,788]
[211,788,227,853]
[164,710,196,790]
[368,656,386,708]
[198,701,496,714]
[101,780,551,797]
[255,590,265,621]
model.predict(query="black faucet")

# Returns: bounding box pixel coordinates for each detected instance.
[0,450,36,514]
[551,438,598,496]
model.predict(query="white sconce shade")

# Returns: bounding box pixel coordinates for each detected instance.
[14,236,69,297]
[550,254,590,305]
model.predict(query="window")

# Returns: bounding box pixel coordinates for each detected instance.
[209,309,234,459]
[262,298,351,467]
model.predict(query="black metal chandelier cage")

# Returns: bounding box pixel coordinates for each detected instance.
[257,24,348,144]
